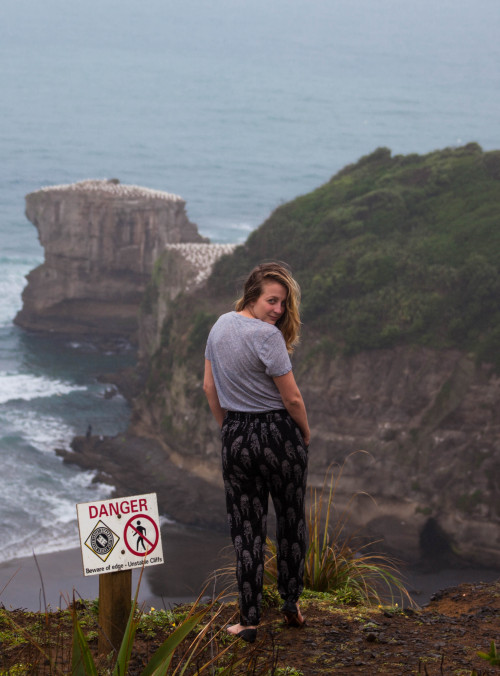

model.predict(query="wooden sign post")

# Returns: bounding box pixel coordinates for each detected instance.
[76,493,164,657]
[98,569,132,655]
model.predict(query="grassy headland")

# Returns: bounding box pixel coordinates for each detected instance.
[207,143,500,367]
[142,143,500,392]
[129,144,500,565]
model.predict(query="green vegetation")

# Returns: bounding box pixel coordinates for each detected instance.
[264,459,413,607]
[1,468,415,673]
[207,143,500,368]
[187,310,219,357]
[477,640,500,666]
[2,580,498,674]
[141,144,500,431]
[456,488,484,514]
[71,583,227,675]
[1,582,245,675]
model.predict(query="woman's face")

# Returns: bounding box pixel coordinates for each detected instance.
[249,280,287,325]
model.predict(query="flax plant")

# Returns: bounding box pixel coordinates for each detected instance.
[2,558,263,675]
[265,457,414,607]
[71,569,253,676]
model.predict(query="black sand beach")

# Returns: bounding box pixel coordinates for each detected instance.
[0,523,230,611]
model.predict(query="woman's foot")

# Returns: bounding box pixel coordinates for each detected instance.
[280,600,306,628]
[226,623,258,643]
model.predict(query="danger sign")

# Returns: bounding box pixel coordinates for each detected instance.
[76,493,164,577]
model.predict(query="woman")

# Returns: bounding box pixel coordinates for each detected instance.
[204,262,310,643]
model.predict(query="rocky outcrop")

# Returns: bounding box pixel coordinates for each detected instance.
[15,179,208,340]
[129,318,500,566]
[123,144,499,568]
[56,435,226,531]
[138,242,237,360]
[293,345,500,566]
[57,326,499,568]
[52,148,500,569]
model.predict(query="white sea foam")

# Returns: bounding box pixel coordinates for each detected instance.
[0,372,86,405]
[1,522,82,563]
[0,260,39,327]
[0,504,114,562]
[0,495,114,564]
[0,443,114,562]
[232,222,253,232]
[201,221,255,244]
[159,515,176,527]
[4,408,75,453]
[35,474,113,528]
[0,365,127,564]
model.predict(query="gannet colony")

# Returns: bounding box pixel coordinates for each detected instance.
[36,179,184,203]
[165,242,238,286]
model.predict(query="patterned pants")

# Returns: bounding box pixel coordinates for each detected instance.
[221,409,308,626]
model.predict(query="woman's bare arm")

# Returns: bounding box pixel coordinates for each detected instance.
[273,370,310,446]
[203,358,226,428]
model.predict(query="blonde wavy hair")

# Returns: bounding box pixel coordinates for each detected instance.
[235,262,301,353]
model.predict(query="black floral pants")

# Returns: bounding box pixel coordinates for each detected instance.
[221,409,308,626]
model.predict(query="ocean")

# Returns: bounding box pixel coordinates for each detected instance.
[0,0,499,573]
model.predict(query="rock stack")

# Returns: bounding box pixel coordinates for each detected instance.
[15,179,208,341]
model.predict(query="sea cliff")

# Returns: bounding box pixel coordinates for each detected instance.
[46,146,500,566]
[15,179,208,341]
[128,144,500,566]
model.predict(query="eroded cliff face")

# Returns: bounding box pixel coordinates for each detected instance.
[294,345,500,565]
[131,315,500,565]
[15,179,207,340]
[138,242,237,360]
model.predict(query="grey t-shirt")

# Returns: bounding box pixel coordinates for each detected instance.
[205,311,292,412]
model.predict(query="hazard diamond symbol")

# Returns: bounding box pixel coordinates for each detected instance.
[84,520,120,562]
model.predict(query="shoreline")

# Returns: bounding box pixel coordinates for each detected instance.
[58,434,227,532]
[52,435,500,609]
[0,522,231,612]
[1,533,499,612]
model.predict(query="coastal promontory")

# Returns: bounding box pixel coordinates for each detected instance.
[127,144,500,567]
[15,179,208,340]
[52,146,500,568]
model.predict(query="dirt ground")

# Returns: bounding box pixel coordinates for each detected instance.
[1,580,499,675]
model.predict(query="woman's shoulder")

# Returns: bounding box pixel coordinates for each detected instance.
[209,311,238,334]
[235,313,282,335]
[213,312,281,338]
[215,311,237,325]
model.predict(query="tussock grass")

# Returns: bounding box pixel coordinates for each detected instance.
[264,457,414,608]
